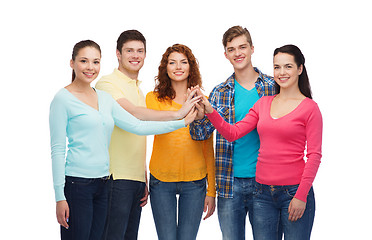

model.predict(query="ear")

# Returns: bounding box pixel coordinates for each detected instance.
[70,59,74,69]
[298,64,303,75]
[224,51,228,59]
[116,49,121,61]
[251,45,255,54]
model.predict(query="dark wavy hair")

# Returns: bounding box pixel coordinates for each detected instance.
[154,44,203,101]
[274,44,312,99]
[71,40,101,82]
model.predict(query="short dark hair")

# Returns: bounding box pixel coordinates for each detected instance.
[116,30,146,53]
[222,26,252,48]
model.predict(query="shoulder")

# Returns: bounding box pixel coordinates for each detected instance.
[96,89,114,101]
[146,91,156,98]
[256,95,274,106]
[254,67,275,85]
[51,88,68,105]
[303,98,322,115]
[210,74,234,95]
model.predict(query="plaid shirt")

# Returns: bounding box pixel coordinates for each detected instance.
[190,68,278,198]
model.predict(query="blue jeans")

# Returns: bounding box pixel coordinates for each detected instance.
[101,177,146,240]
[149,174,206,240]
[61,176,109,240]
[253,183,315,240]
[217,177,256,240]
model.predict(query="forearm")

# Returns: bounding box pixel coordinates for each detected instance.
[118,98,180,121]
[134,107,181,121]
[189,116,214,140]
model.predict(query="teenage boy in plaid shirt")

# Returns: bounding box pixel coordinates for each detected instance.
[190,26,277,240]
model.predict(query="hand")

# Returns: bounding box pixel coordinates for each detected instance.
[203,196,216,220]
[184,107,197,126]
[140,185,149,207]
[288,197,306,221]
[56,200,69,229]
[196,88,213,114]
[194,102,205,120]
[177,89,201,119]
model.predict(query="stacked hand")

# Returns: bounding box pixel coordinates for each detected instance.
[183,86,215,125]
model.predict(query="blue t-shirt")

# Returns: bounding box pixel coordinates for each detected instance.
[233,80,260,177]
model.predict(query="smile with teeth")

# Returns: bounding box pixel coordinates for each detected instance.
[235,57,245,62]
[278,77,289,82]
[130,61,140,65]
[84,72,94,77]
[174,71,184,76]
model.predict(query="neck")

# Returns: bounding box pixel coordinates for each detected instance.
[171,80,188,104]
[171,80,188,96]
[118,65,139,80]
[234,65,258,88]
[277,86,304,100]
[69,79,93,92]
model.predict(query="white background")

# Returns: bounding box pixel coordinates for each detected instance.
[1,0,371,239]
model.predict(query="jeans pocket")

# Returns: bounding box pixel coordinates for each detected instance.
[285,185,299,198]
[66,176,94,186]
[149,174,161,187]
[191,177,206,187]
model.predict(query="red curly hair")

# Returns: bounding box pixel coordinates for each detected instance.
[154,44,203,101]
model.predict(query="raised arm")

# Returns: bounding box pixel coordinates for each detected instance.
[112,98,197,136]
[97,80,199,121]
[202,94,259,142]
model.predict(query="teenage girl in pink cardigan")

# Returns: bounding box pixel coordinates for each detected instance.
[198,44,322,240]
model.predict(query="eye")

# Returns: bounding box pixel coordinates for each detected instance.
[81,60,87,63]
[94,60,100,64]
[182,61,188,64]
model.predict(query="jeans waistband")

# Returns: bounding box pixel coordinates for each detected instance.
[256,182,299,192]
[66,175,110,181]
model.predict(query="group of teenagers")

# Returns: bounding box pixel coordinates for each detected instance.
[49,26,323,240]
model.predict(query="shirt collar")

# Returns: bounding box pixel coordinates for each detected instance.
[113,68,142,87]
[223,67,264,89]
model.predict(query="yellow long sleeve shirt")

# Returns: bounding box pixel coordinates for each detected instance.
[146,91,216,197]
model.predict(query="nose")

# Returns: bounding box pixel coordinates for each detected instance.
[176,62,182,69]
[87,62,93,70]
[235,48,242,56]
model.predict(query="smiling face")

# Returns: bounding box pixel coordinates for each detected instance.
[273,52,303,90]
[70,46,101,84]
[224,35,254,71]
[167,52,190,83]
[117,40,146,79]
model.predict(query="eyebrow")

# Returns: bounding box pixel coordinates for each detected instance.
[227,44,249,50]
[123,47,145,51]
[168,58,188,61]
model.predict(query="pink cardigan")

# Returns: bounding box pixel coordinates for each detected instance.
[206,96,322,202]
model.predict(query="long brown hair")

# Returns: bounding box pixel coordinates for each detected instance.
[154,44,202,101]
[71,40,101,82]
[274,44,312,99]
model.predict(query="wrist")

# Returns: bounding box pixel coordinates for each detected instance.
[174,111,182,120]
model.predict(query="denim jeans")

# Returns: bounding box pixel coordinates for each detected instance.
[61,176,109,240]
[101,177,146,240]
[253,183,315,240]
[217,177,256,240]
[149,174,206,240]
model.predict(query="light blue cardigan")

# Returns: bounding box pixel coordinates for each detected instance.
[49,88,185,202]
